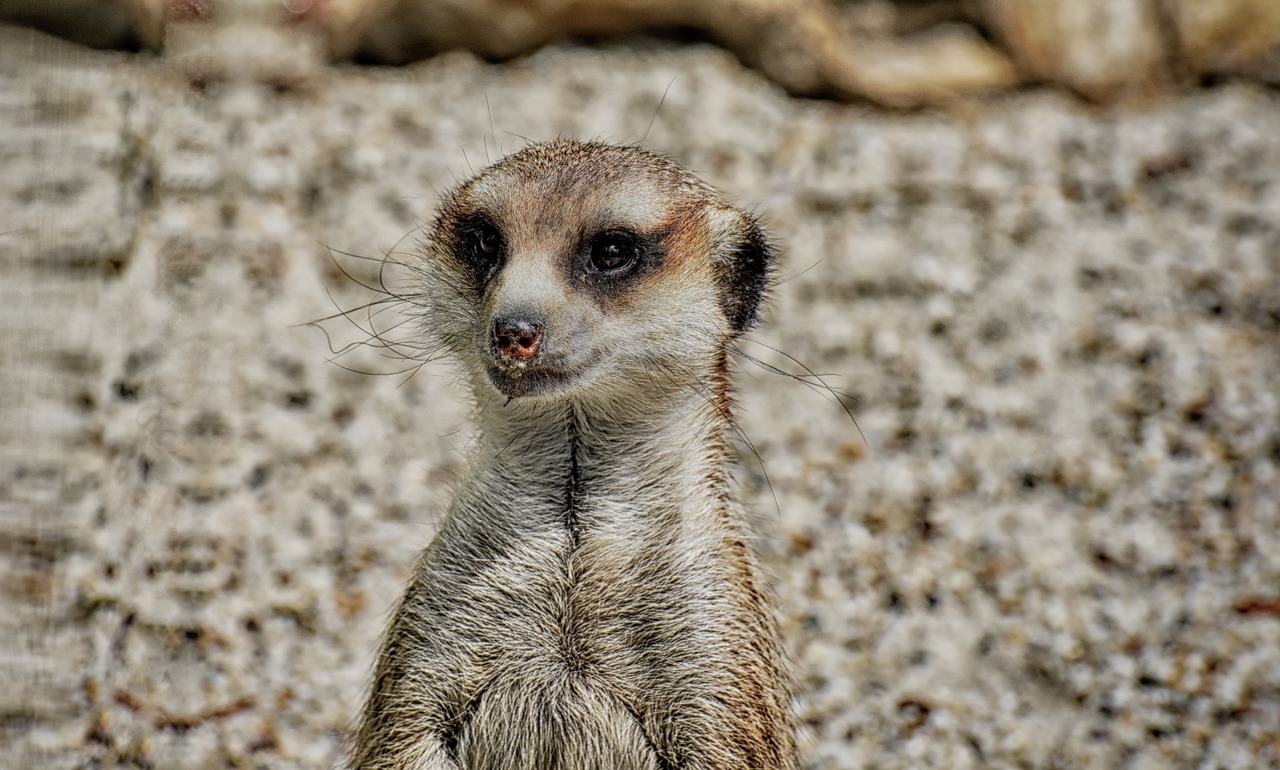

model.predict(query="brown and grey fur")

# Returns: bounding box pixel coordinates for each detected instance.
[350,140,797,769]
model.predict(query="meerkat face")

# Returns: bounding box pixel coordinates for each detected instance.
[417,140,773,400]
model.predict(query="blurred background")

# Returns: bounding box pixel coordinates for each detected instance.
[2,1,1278,767]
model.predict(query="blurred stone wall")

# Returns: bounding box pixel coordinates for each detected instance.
[2,17,1278,770]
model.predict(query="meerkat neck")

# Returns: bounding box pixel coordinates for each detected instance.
[464,367,737,536]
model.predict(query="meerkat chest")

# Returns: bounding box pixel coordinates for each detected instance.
[434,431,725,762]
[444,510,692,768]
[447,498,706,662]
[456,671,659,769]
[435,490,716,762]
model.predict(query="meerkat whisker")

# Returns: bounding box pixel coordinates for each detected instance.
[728,337,864,442]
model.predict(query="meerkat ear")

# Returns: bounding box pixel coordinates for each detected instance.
[712,208,775,336]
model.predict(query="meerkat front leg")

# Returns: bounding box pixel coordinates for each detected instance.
[351,596,470,769]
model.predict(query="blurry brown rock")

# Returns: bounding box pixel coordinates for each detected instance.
[79,0,1020,106]
[346,0,1018,107]
[5,0,1280,105]
[977,0,1169,101]
[830,23,1021,107]
[1163,0,1280,83]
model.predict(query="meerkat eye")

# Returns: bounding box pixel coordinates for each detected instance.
[589,230,639,273]
[455,216,505,283]
[470,221,502,262]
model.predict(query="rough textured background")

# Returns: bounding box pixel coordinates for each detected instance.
[2,22,1279,769]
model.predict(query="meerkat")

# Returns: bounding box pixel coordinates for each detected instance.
[350,140,798,769]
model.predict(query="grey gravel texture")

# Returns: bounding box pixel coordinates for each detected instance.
[2,22,1279,770]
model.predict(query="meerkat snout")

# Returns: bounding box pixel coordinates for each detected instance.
[491,314,544,363]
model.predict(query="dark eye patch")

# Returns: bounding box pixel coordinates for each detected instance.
[453,213,505,285]
[578,226,666,296]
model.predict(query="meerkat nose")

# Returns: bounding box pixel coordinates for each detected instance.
[493,315,544,363]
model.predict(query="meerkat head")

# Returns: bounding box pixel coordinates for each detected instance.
[415,140,773,401]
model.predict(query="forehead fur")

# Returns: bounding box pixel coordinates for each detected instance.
[453,141,717,231]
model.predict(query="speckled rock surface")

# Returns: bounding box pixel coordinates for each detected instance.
[2,23,1278,770]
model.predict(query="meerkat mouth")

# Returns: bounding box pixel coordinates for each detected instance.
[485,345,607,399]
[485,361,587,399]
[484,317,606,398]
